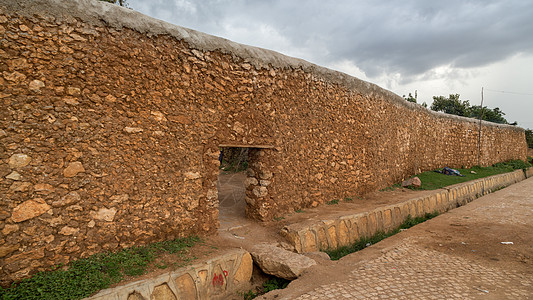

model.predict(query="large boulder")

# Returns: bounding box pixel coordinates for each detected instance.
[250,244,316,280]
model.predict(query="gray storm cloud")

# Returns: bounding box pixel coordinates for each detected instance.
[129,0,533,83]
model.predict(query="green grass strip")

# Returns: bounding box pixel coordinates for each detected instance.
[324,212,439,260]
[390,159,531,191]
[0,236,200,300]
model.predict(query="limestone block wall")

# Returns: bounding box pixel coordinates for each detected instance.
[85,248,253,300]
[0,0,527,284]
[281,170,527,253]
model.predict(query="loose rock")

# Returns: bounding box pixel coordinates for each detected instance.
[251,244,316,280]
[401,176,421,188]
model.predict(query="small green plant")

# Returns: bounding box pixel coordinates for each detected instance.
[295,209,304,213]
[343,197,353,202]
[273,216,285,221]
[242,289,257,300]
[326,199,339,205]
[262,278,290,293]
[0,236,200,300]
[324,212,439,260]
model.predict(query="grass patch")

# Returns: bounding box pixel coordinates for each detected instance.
[242,277,291,299]
[343,197,353,202]
[326,199,339,205]
[0,236,200,300]
[324,212,439,260]
[400,159,531,191]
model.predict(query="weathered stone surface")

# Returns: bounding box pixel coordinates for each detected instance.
[34,183,55,194]
[8,154,31,168]
[124,127,143,133]
[0,244,20,258]
[0,2,527,285]
[9,181,31,192]
[234,252,253,284]
[93,207,117,222]
[2,224,19,235]
[6,171,21,180]
[244,177,258,186]
[59,226,79,235]
[303,251,331,261]
[127,292,145,300]
[251,244,316,280]
[175,273,197,299]
[63,161,85,177]
[402,176,421,188]
[303,230,317,252]
[252,186,268,197]
[28,79,45,92]
[52,191,80,207]
[11,198,50,223]
[151,283,176,300]
[184,172,201,180]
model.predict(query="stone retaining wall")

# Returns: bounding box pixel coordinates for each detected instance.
[85,248,252,300]
[281,170,527,253]
[0,0,527,284]
[525,167,533,179]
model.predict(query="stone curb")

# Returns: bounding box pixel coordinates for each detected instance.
[84,248,252,300]
[281,169,530,253]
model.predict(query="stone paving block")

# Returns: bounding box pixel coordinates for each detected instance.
[368,212,377,234]
[175,274,196,300]
[358,215,368,238]
[303,230,318,253]
[393,206,402,227]
[383,209,392,231]
[317,227,329,250]
[233,252,253,285]
[327,225,338,249]
[337,221,350,247]
[151,283,176,300]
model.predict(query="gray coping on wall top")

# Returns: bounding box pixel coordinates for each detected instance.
[2,0,523,132]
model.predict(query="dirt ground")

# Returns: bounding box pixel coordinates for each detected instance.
[262,177,533,299]
[108,172,532,298]
[215,171,436,251]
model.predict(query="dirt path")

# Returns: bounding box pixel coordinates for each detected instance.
[260,177,533,299]
[215,171,439,253]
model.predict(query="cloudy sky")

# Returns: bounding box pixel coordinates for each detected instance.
[127,0,533,127]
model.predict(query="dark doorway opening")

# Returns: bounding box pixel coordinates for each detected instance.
[217,147,249,230]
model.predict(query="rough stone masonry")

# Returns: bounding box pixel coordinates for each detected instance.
[0,0,527,284]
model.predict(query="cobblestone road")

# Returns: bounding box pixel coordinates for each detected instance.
[263,177,533,299]
[295,240,531,299]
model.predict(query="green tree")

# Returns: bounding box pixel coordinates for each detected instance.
[403,92,417,103]
[468,105,508,124]
[430,94,470,117]
[526,129,533,148]
[99,0,128,6]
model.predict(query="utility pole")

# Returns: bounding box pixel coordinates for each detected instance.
[477,87,484,166]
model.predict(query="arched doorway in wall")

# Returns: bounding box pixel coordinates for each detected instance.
[217,144,274,230]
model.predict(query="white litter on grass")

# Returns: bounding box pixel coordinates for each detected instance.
[500,242,514,245]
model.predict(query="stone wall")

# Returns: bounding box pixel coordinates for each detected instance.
[86,248,253,300]
[0,0,527,284]
[281,170,528,253]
